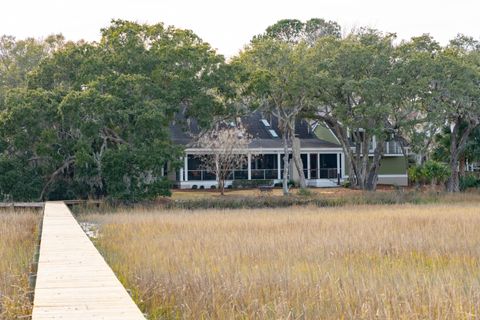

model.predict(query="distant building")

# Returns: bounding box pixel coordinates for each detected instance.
[169,111,408,189]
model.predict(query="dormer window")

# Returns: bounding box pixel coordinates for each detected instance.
[260,119,270,127]
[268,129,279,138]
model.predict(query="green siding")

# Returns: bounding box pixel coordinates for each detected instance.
[378,157,407,175]
[344,156,407,175]
[314,123,339,145]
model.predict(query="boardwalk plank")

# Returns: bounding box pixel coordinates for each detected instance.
[32,202,146,320]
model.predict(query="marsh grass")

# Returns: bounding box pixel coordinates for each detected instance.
[72,190,480,214]
[83,204,480,319]
[0,211,39,320]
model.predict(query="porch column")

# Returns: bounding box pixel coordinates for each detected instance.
[307,152,311,180]
[337,153,342,185]
[247,153,252,180]
[341,153,346,178]
[336,153,340,176]
[277,152,281,180]
[317,153,321,179]
[184,155,188,181]
[179,168,184,182]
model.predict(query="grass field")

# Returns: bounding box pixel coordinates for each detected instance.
[83,203,480,319]
[0,211,38,320]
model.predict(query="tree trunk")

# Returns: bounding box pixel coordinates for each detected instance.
[282,129,290,196]
[447,119,472,193]
[291,136,307,189]
[459,154,466,179]
[215,154,225,196]
[322,117,358,188]
[39,157,76,201]
[447,152,460,192]
[220,176,225,196]
[365,141,384,191]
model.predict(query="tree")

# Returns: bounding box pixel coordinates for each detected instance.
[430,36,480,192]
[0,35,64,93]
[235,38,315,193]
[195,124,251,195]
[236,19,337,194]
[0,20,230,201]
[433,124,480,179]
[387,35,442,164]
[259,18,341,44]
[310,29,399,190]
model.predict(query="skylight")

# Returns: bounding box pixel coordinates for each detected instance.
[260,119,270,127]
[268,129,279,138]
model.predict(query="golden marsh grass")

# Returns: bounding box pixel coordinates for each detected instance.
[84,203,480,319]
[0,211,38,319]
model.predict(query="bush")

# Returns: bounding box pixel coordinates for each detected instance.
[460,174,480,191]
[232,180,273,189]
[408,165,424,186]
[423,160,450,186]
[408,161,450,189]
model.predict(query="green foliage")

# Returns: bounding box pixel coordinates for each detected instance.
[460,175,480,191]
[0,20,230,201]
[258,18,341,44]
[232,179,273,189]
[102,147,172,201]
[409,161,451,187]
[408,165,425,185]
[0,156,44,201]
[1,18,479,200]
[423,161,451,185]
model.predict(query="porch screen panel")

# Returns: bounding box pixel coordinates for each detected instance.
[319,154,338,179]
[310,154,318,179]
[187,155,216,181]
[251,154,278,180]
[233,161,248,180]
[301,154,308,178]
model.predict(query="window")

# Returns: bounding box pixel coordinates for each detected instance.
[268,129,279,138]
[260,119,270,127]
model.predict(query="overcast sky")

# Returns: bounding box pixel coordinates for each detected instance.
[1,0,479,57]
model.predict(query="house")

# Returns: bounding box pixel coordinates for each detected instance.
[169,111,408,189]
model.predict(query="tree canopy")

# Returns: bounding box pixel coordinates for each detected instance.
[0,20,231,201]
[1,18,479,200]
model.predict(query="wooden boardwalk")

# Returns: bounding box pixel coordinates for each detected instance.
[32,202,146,320]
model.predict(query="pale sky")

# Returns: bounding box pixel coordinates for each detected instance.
[1,0,479,57]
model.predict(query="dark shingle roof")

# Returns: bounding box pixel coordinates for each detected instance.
[170,111,340,149]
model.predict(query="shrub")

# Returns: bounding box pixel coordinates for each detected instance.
[408,165,424,186]
[423,160,450,187]
[408,161,450,189]
[274,181,295,188]
[232,180,273,189]
[460,174,480,191]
